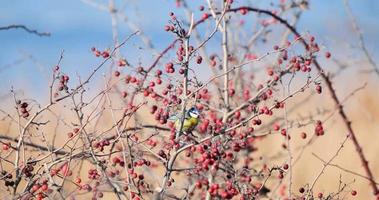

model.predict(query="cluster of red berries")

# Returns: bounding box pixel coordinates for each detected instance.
[314,120,324,136]
[198,88,211,101]
[93,138,111,151]
[88,168,100,180]
[111,156,125,167]
[268,37,327,75]
[31,179,49,200]
[315,84,322,94]
[91,47,110,58]
[2,170,14,187]
[153,107,170,125]
[22,163,35,178]
[57,74,69,92]
[207,182,239,199]
[158,150,168,159]
[193,143,222,171]
[75,177,104,199]
[163,12,188,39]
[196,55,203,64]
[165,62,175,73]
[259,106,273,116]
[133,159,151,168]
[67,127,80,138]
[146,138,158,147]
[125,74,138,84]
[307,36,321,54]
[209,54,218,67]
[126,164,148,187]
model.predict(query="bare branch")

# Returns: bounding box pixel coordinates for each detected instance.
[0,24,50,37]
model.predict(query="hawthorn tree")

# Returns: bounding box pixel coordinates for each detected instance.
[0,0,378,200]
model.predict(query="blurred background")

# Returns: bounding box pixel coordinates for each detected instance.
[1,0,379,199]
[1,0,378,98]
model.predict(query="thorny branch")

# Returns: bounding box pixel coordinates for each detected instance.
[0,25,50,37]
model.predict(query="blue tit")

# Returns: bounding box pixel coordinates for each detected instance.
[171,107,200,134]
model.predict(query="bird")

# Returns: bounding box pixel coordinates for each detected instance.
[169,107,200,137]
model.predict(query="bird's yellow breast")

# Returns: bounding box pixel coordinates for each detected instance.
[175,117,199,132]
[188,117,199,126]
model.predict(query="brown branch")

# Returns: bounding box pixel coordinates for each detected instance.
[0,24,50,37]
[0,135,67,155]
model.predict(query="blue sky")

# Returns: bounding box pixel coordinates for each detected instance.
[1,0,378,100]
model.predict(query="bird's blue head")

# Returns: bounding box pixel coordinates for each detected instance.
[188,107,200,118]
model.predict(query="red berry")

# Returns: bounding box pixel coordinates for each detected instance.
[102,51,110,58]
[156,78,162,85]
[156,70,162,76]
[202,13,209,20]
[283,164,289,170]
[41,184,48,191]
[195,181,202,189]
[273,124,280,131]
[301,132,307,139]
[32,184,40,192]
[316,85,322,94]
[310,36,315,42]
[94,50,101,57]
[240,8,247,15]
[325,51,331,58]
[118,59,127,67]
[2,143,10,151]
[75,177,82,184]
[196,56,203,64]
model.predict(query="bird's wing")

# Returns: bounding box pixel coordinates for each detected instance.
[168,114,180,121]
[169,111,190,121]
